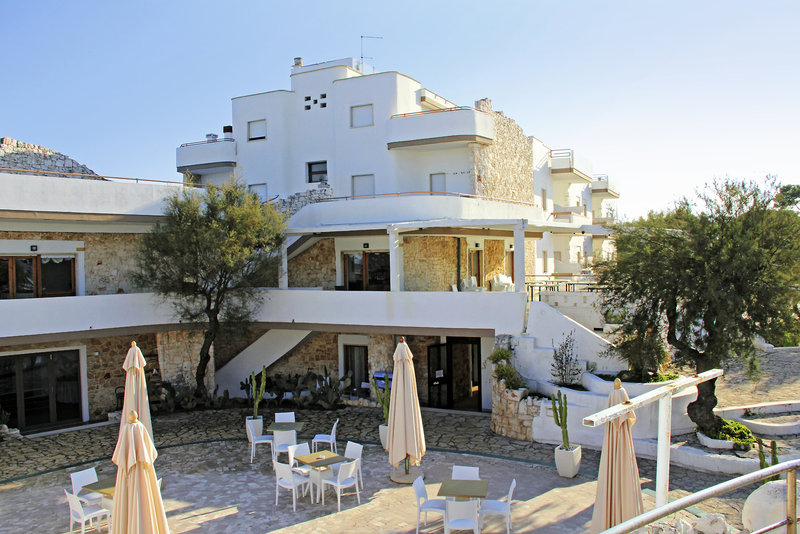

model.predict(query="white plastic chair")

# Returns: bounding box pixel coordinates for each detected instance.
[288,442,313,476]
[272,430,297,462]
[479,479,516,534]
[451,465,480,480]
[332,441,364,490]
[273,460,310,512]
[246,418,273,463]
[312,418,338,453]
[70,467,103,506]
[275,412,296,423]
[444,498,480,534]
[413,476,446,534]
[64,489,111,534]
[321,459,360,512]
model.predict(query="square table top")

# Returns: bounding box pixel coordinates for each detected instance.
[267,421,305,432]
[83,476,117,498]
[294,450,349,469]
[437,478,489,499]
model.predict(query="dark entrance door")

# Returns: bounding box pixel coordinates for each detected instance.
[0,349,81,431]
[427,343,450,409]
[427,338,481,411]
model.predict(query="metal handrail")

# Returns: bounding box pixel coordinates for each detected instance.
[550,148,574,161]
[0,167,197,187]
[602,459,799,534]
[179,137,235,148]
[318,190,542,209]
[390,106,485,119]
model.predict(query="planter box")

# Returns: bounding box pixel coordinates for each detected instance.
[554,445,582,478]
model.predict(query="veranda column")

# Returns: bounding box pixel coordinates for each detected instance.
[513,221,527,293]
[279,240,288,289]
[388,227,402,292]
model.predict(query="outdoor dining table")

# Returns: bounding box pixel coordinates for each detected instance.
[267,421,305,432]
[84,476,117,498]
[437,478,489,500]
[294,449,350,503]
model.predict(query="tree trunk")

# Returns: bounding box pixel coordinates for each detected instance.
[195,325,217,397]
[686,361,724,435]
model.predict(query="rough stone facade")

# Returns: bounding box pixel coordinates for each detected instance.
[484,239,506,287]
[0,137,98,177]
[405,335,438,405]
[267,332,339,377]
[273,184,334,219]
[156,330,214,393]
[471,100,534,203]
[403,236,458,291]
[490,376,539,441]
[288,238,336,289]
[0,230,141,295]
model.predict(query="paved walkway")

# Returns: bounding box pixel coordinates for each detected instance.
[0,407,754,532]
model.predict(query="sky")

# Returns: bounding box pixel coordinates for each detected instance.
[2,1,799,220]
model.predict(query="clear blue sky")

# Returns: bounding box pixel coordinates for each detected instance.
[2,1,798,219]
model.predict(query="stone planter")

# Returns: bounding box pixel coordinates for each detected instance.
[379,424,389,450]
[554,445,581,478]
[696,431,736,450]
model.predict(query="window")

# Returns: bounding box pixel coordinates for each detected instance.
[307,161,327,183]
[554,251,562,262]
[543,251,549,273]
[248,183,268,202]
[247,119,266,141]
[352,174,375,197]
[468,250,482,287]
[350,104,373,128]
[344,252,390,291]
[541,188,547,210]
[1,255,75,299]
[343,345,368,395]
[430,173,446,192]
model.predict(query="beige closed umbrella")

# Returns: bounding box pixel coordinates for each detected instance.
[386,337,426,483]
[112,410,169,534]
[591,379,644,533]
[118,341,153,441]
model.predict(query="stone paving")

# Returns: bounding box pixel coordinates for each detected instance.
[0,406,756,532]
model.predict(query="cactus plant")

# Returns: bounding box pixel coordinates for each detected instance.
[251,366,267,418]
[756,438,780,484]
[551,390,571,450]
[372,376,391,424]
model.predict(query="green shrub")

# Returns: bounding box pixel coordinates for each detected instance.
[709,419,755,451]
[551,331,582,386]
[487,348,527,390]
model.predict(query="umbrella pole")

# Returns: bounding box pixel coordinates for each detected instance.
[405,455,409,475]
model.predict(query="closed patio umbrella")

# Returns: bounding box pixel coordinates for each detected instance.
[590,379,644,533]
[387,337,426,483]
[118,341,153,441]
[112,410,169,534]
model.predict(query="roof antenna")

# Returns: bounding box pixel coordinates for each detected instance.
[360,35,383,72]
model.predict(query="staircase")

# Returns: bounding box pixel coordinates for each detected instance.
[215,329,313,397]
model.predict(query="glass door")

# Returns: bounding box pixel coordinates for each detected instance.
[427,344,450,408]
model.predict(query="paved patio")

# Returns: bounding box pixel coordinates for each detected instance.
[0,406,755,532]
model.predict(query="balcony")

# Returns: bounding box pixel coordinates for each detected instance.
[0,289,527,346]
[552,204,592,225]
[176,138,237,173]
[386,107,494,150]
[550,149,592,184]
[591,175,620,199]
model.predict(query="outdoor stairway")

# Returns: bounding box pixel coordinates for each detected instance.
[215,329,313,397]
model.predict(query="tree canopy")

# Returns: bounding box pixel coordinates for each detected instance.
[595,179,800,433]
[131,181,285,396]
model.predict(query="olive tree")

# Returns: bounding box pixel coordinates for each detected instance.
[131,181,285,396]
[595,179,800,434]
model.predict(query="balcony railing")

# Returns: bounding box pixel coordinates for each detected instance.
[387,107,494,149]
[178,137,236,148]
[176,137,237,172]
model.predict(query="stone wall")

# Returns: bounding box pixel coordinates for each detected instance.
[403,236,458,291]
[156,330,214,393]
[471,100,534,203]
[0,231,142,295]
[490,375,540,441]
[274,184,334,219]
[406,335,438,405]
[484,239,505,287]
[0,137,98,177]
[267,332,339,377]
[288,238,336,289]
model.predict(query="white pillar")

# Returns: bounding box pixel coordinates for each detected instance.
[388,228,402,292]
[656,394,673,507]
[513,221,526,294]
[279,241,288,289]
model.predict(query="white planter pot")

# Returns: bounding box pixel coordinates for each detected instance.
[554,445,581,478]
[379,424,389,450]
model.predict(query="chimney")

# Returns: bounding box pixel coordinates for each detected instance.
[293,57,303,68]
[222,125,233,139]
[206,133,218,142]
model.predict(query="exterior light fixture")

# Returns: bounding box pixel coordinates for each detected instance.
[363,243,369,249]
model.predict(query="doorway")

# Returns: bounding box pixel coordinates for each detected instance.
[427,337,481,411]
[0,349,82,432]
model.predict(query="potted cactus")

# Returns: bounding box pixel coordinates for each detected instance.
[372,376,391,450]
[551,390,581,478]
